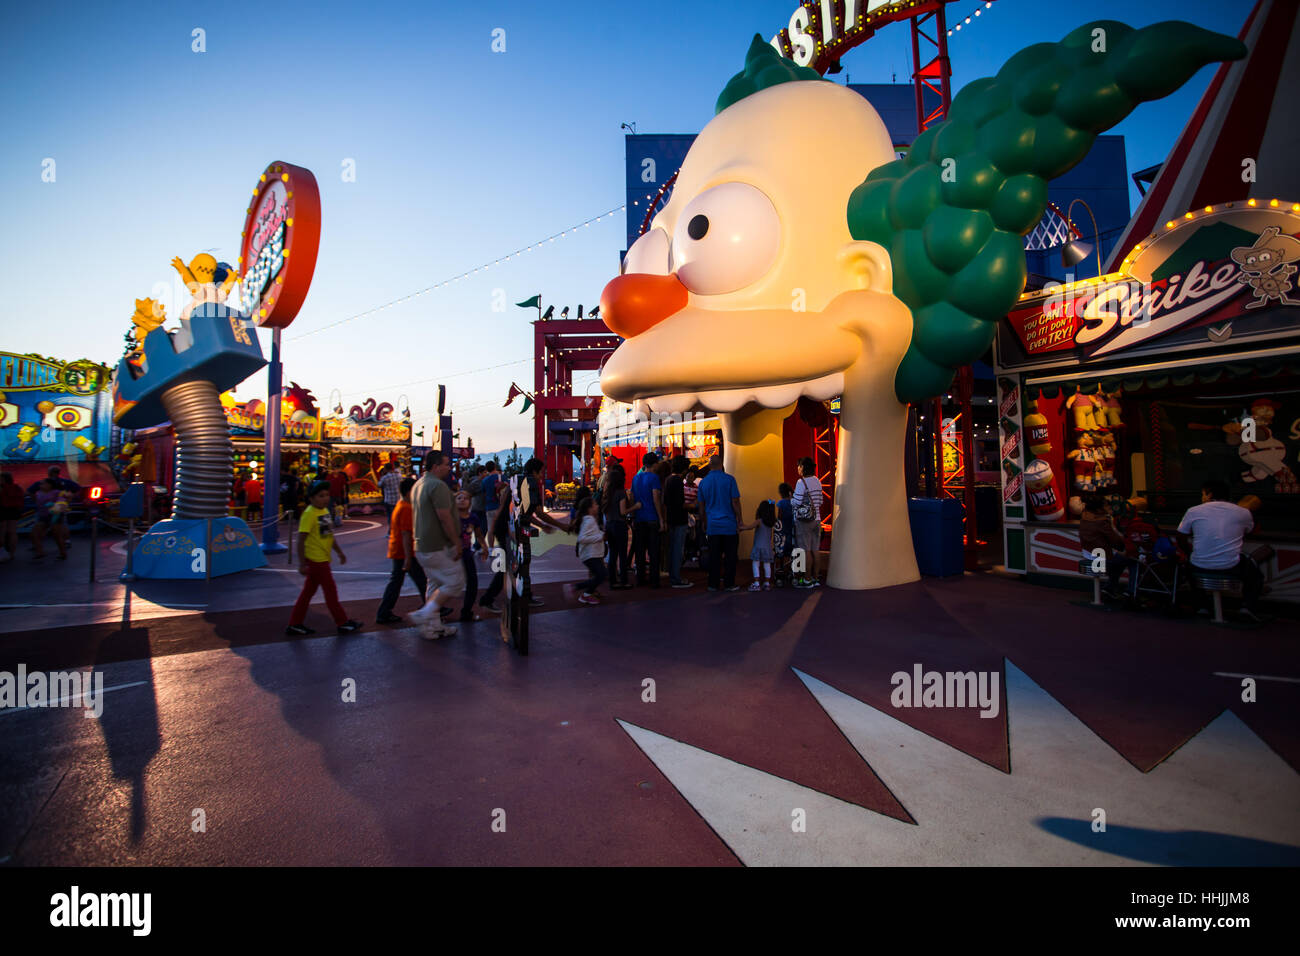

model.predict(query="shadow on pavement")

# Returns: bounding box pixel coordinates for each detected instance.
[92,590,160,844]
[1039,817,1300,865]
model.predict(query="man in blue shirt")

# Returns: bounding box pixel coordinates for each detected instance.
[697,454,742,591]
[629,452,665,587]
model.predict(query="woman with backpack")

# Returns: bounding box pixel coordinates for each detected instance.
[790,457,823,588]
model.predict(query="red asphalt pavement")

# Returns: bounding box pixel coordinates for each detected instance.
[2,553,1296,865]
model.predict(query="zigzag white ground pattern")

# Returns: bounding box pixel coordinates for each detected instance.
[619,661,1300,866]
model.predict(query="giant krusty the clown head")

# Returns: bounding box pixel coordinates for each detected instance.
[600,22,1244,589]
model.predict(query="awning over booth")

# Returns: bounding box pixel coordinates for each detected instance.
[1024,350,1300,396]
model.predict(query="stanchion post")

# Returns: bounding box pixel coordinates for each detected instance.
[261,328,287,554]
[120,518,136,582]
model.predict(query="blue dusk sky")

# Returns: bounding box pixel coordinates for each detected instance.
[0,0,1252,451]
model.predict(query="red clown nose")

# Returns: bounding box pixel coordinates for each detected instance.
[600,273,689,338]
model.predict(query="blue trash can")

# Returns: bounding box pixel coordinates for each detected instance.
[908,497,965,577]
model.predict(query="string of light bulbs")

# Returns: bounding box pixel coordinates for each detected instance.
[948,1,994,36]
[339,357,533,401]
[288,195,660,343]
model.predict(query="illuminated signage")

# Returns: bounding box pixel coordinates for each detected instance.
[998,201,1300,372]
[239,161,321,329]
[321,418,412,445]
[0,353,111,395]
[222,383,322,442]
[770,1,914,73]
[0,353,112,462]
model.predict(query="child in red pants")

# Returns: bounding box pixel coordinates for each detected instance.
[287,482,362,635]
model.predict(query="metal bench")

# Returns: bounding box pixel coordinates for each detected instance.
[1190,570,1244,624]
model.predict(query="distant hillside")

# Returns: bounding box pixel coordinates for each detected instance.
[473,447,534,464]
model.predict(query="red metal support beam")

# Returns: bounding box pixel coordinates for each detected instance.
[533,322,546,470]
[911,6,953,135]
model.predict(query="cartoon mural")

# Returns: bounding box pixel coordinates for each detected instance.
[0,353,112,464]
[599,22,1246,589]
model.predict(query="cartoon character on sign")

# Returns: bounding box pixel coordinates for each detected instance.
[4,422,40,460]
[1226,398,1298,492]
[1231,227,1300,309]
[124,298,166,375]
[597,23,1243,588]
[171,253,239,322]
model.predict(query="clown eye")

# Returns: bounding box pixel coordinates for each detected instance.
[42,404,93,430]
[671,182,780,295]
[622,227,670,276]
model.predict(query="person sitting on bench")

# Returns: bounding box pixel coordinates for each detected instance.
[1176,479,1262,623]
[1078,494,1135,597]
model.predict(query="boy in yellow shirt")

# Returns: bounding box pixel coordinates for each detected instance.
[287,481,362,635]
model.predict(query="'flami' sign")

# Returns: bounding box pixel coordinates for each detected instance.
[239,161,321,329]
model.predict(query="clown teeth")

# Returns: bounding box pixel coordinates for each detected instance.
[643,372,844,415]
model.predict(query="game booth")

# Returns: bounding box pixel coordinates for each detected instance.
[319,399,412,516]
[595,395,724,472]
[994,1,1300,605]
[0,352,116,530]
[223,383,324,513]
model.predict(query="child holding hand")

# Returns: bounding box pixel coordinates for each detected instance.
[741,499,777,591]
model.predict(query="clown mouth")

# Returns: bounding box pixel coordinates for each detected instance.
[634,370,845,416]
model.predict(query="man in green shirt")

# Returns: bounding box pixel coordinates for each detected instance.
[408,450,465,639]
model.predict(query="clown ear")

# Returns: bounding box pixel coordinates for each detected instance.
[836,241,892,293]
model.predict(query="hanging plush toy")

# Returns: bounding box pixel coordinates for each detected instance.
[1095,432,1118,488]
[1101,390,1124,429]
[1068,434,1098,491]
[1023,395,1053,456]
[1068,388,1102,431]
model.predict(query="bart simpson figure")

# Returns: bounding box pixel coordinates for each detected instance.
[125,298,166,375]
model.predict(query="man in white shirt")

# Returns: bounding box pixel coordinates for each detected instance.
[1177,479,1262,621]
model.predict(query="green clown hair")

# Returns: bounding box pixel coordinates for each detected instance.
[716,35,824,114]
[842,20,1245,403]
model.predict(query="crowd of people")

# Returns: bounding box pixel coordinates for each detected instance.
[553,452,828,604]
[1077,478,1265,622]
[0,465,80,562]
[286,451,568,639]
[248,447,1274,634]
